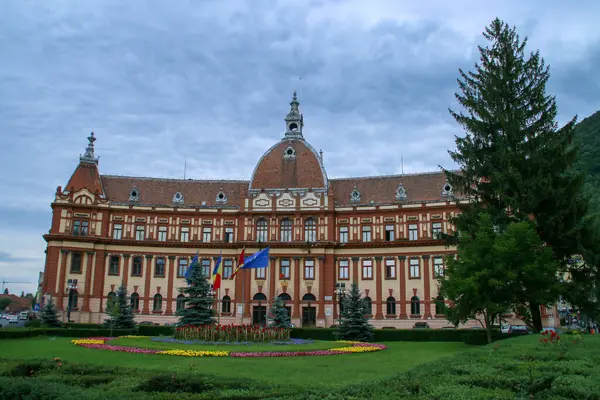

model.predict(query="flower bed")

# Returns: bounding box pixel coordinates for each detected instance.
[175,324,291,343]
[71,337,387,358]
[150,336,315,346]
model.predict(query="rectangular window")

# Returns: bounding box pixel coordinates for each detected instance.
[280,259,290,279]
[385,259,396,279]
[113,224,123,240]
[362,226,372,242]
[304,259,315,280]
[256,267,266,280]
[108,255,120,275]
[385,225,395,241]
[158,226,167,241]
[432,222,443,239]
[409,258,420,279]
[224,227,234,243]
[180,227,190,243]
[201,259,211,277]
[202,227,212,242]
[132,256,142,276]
[155,258,165,277]
[178,258,188,277]
[362,259,373,279]
[339,226,348,243]
[434,257,445,277]
[70,252,82,273]
[72,220,88,236]
[408,224,418,241]
[339,260,349,280]
[223,259,233,279]
[135,226,145,241]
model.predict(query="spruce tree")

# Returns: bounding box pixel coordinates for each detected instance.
[176,257,216,326]
[443,18,594,331]
[334,283,374,342]
[40,299,62,328]
[104,283,136,329]
[269,297,291,328]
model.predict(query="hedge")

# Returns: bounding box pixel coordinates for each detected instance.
[0,328,135,340]
[290,327,509,345]
[137,325,175,336]
[63,322,102,329]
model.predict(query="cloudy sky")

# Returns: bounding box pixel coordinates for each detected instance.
[1,0,599,297]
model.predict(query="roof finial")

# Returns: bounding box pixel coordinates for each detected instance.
[80,132,99,164]
[284,91,304,139]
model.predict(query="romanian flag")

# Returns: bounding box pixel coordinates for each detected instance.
[230,247,246,279]
[212,252,223,290]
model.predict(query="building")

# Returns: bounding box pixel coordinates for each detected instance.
[41,93,556,328]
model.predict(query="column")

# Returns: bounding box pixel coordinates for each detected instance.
[269,256,277,301]
[374,256,383,319]
[422,255,432,318]
[82,251,95,312]
[244,264,252,318]
[166,256,176,315]
[333,257,338,321]
[398,256,407,319]
[143,255,153,314]
[57,250,69,308]
[122,254,130,290]
[351,257,360,284]
[317,256,326,319]
[94,251,108,313]
[292,256,301,318]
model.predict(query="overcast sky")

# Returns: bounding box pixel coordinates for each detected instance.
[1,0,599,297]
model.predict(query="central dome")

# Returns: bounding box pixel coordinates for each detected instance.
[249,93,328,190]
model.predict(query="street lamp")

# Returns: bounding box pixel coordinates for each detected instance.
[335,282,346,327]
[208,287,220,324]
[65,279,78,323]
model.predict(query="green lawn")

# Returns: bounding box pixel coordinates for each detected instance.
[110,337,341,352]
[0,337,468,387]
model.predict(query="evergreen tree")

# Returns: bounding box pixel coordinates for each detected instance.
[176,257,216,326]
[334,283,374,342]
[269,296,291,328]
[103,283,136,329]
[443,18,594,331]
[40,299,62,328]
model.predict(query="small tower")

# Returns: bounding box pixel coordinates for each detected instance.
[79,132,99,164]
[284,91,304,139]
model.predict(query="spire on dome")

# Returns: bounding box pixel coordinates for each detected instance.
[284,91,304,139]
[79,132,99,164]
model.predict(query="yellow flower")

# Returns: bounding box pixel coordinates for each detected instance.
[330,346,382,353]
[119,335,150,339]
[71,339,105,345]
[336,340,361,344]
[156,349,230,357]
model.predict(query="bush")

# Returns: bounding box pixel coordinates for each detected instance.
[0,328,135,340]
[137,325,175,336]
[63,323,102,329]
[25,320,42,328]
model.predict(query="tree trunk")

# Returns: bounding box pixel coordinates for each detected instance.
[529,301,543,333]
[484,311,493,344]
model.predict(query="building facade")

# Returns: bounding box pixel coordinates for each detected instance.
[41,93,556,328]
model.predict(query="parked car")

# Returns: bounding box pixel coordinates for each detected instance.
[412,322,430,329]
[501,325,510,334]
[508,325,529,336]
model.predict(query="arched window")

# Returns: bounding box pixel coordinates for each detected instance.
[130,293,140,310]
[302,293,317,302]
[256,218,268,242]
[222,295,231,314]
[304,218,316,242]
[176,294,186,311]
[278,293,292,302]
[253,293,267,301]
[106,292,116,312]
[280,218,292,242]
[386,296,396,315]
[411,296,421,315]
[153,294,163,312]
[435,295,446,315]
[363,297,372,315]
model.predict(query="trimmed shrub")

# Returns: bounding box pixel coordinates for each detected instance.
[137,325,175,336]
[0,328,135,340]
[63,323,102,329]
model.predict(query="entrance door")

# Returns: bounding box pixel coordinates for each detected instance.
[253,306,266,325]
[302,306,316,327]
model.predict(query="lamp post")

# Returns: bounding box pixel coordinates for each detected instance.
[65,280,78,323]
[335,282,346,327]
[208,287,220,324]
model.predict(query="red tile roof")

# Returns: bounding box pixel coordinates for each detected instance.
[65,162,104,195]
[0,295,31,313]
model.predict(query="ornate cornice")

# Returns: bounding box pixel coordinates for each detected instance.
[145,254,154,260]
[351,257,360,262]
[374,256,383,261]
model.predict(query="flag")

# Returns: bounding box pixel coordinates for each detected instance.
[212,251,223,290]
[184,250,200,284]
[240,247,270,269]
[230,247,246,279]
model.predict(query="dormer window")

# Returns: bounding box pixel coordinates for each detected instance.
[283,146,296,160]
[173,191,184,204]
[129,187,140,202]
[216,191,227,204]
[441,182,453,197]
[350,186,361,202]
[396,183,407,201]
